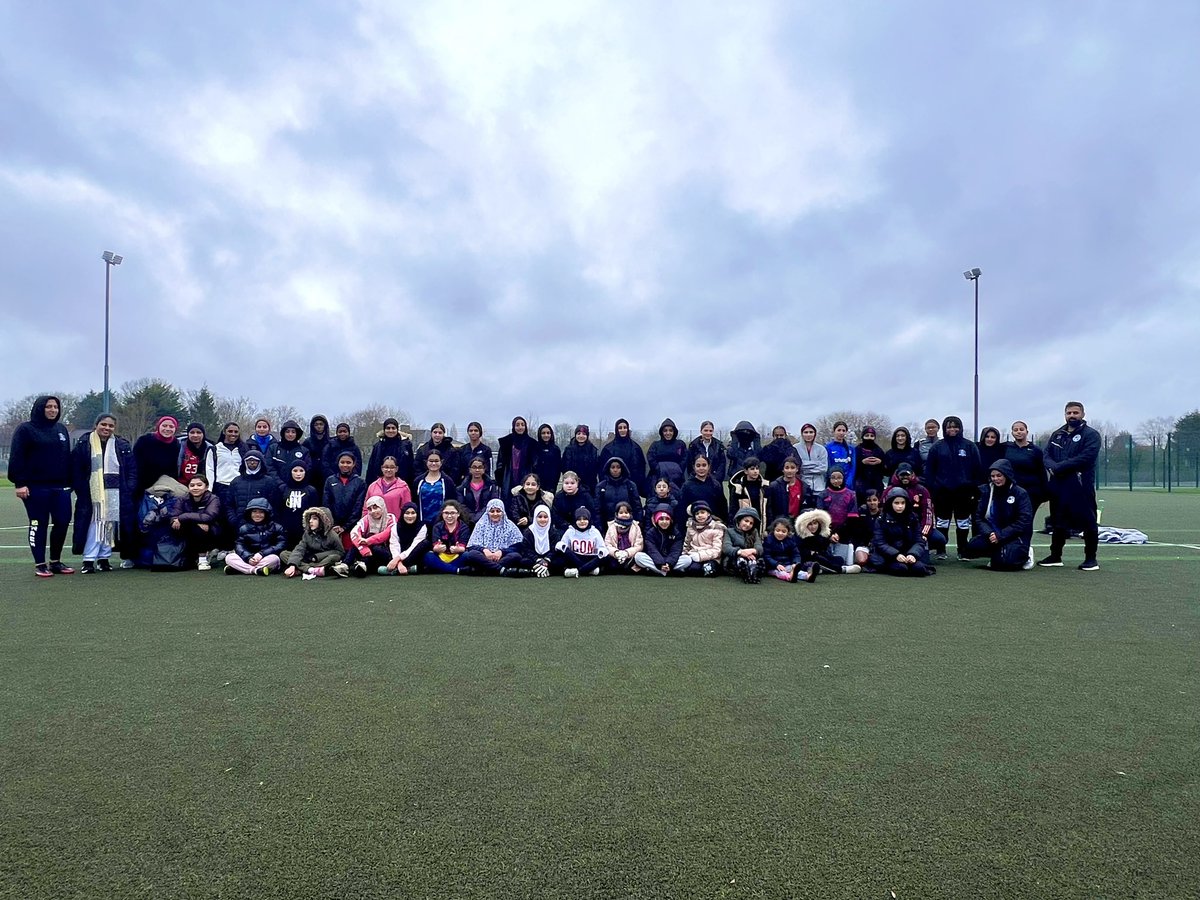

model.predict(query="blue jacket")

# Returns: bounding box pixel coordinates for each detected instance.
[826,440,856,489]
[763,533,801,569]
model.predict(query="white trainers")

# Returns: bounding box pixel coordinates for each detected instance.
[302,572,317,581]
[842,564,862,574]
[564,568,579,578]
[120,559,136,569]
[331,562,350,578]
[197,557,212,572]
[1023,549,1035,571]
[589,567,602,576]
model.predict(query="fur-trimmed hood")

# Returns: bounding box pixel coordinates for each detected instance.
[796,508,832,538]
[303,505,335,534]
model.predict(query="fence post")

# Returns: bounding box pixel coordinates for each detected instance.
[1152,435,1157,487]
[1167,432,1173,493]
[1128,434,1134,491]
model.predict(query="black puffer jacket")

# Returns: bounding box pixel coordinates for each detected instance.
[227,451,282,531]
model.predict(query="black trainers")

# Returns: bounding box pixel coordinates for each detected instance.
[97,559,114,572]
[1037,556,1064,567]
[49,561,75,575]
[1078,559,1100,571]
[81,561,97,575]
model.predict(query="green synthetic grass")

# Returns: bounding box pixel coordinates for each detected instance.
[1,491,1198,899]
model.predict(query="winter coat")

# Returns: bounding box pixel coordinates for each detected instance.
[682,517,726,562]
[416,437,460,481]
[8,396,71,489]
[234,498,288,559]
[365,433,415,486]
[870,509,928,567]
[643,524,684,569]
[685,437,728,484]
[725,421,762,478]
[883,446,923,480]
[643,489,681,536]
[853,441,886,496]
[551,488,598,530]
[1003,441,1049,507]
[286,506,343,566]
[796,509,838,566]
[759,437,800,481]
[561,439,601,491]
[364,477,413,521]
[925,436,983,492]
[531,430,563,492]
[728,469,769,522]
[227,453,283,532]
[594,457,643,527]
[456,442,494,481]
[763,533,801,569]
[599,421,648,492]
[70,431,138,556]
[974,459,1033,562]
[269,421,312,481]
[1044,420,1100,520]
[509,488,555,527]
[679,475,729,523]
[722,519,764,568]
[323,473,367,532]
[176,490,222,528]
[495,430,537,495]
[458,475,503,524]
[322,437,363,478]
[646,419,687,488]
[303,416,333,486]
[887,473,935,534]
[604,520,645,557]
[133,432,182,494]
[765,477,804,523]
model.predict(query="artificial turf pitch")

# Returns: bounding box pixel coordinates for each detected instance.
[1,490,1197,899]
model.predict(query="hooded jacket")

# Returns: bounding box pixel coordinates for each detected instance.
[722,509,763,568]
[599,419,648,493]
[228,450,283,532]
[759,434,800,481]
[887,471,935,533]
[595,456,643,527]
[726,421,762,477]
[796,509,841,566]
[8,395,71,489]
[792,438,828,494]
[235,497,288,559]
[682,513,726,562]
[365,421,415,485]
[870,489,927,565]
[304,415,333,486]
[975,459,1033,553]
[728,468,768,523]
[286,505,343,566]
[646,418,687,488]
[561,436,601,490]
[323,433,363,478]
[269,420,312,481]
[323,467,367,532]
[275,463,320,547]
[925,418,983,492]
[531,425,563,493]
[685,435,728,484]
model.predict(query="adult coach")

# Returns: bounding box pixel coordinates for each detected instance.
[8,395,74,576]
[1038,401,1101,571]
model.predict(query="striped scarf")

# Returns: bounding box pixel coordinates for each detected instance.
[89,432,121,545]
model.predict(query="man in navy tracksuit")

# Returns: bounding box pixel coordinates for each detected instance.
[1038,402,1101,571]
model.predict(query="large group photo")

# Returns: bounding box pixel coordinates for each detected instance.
[4,1,1200,897]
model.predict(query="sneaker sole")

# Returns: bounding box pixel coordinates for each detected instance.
[1037,562,1064,567]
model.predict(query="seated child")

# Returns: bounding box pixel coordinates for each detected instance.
[676,500,725,577]
[555,506,609,577]
[423,501,472,574]
[520,504,562,577]
[762,516,818,583]
[797,508,863,574]
[603,501,644,573]
[634,507,684,576]
[347,495,400,576]
[722,507,766,584]
[869,488,934,577]
[380,502,431,575]
[224,497,287,575]
[283,506,348,578]
[816,467,859,565]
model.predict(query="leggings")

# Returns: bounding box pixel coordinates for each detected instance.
[223,552,282,574]
[22,486,72,566]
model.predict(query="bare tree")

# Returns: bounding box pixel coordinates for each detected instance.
[1139,415,1176,442]
[212,394,258,431]
[811,410,895,444]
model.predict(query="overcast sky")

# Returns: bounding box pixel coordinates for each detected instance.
[2,1,1197,438]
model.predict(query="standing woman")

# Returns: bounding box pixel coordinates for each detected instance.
[178,422,216,487]
[685,421,728,485]
[561,425,601,491]
[826,422,856,490]
[9,396,75,576]
[213,422,246,538]
[883,427,922,480]
[415,423,458,481]
[495,416,536,495]
[853,426,886,501]
[365,418,415,487]
[793,424,827,497]
[646,418,688,489]
[532,424,563,493]
[415,449,458,525]
[1004,420,1049,522]
[600,419,648,493]
[71,413,138,573]
[134,415,182,494]
[977,426,1005,471]
[456,422,493,480]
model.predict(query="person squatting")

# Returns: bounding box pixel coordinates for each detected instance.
[7,401,1102,582]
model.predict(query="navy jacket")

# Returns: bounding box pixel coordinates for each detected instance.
[646,419,687,488]
[551,488,598,530]
[323,437,363,478]
[9,397,72,489]
[458,475,503,524]
[531,431,563,493]
[1003,441,1048,507]
[366,435,415,486]
[725,421,763,477]
[70,432,138,555]
[324,473,367,531]
[561,439,601,490]
[925,436,983,493]
[595,457,643,528]
[679,476,729,524]
[758,437,800,481]
[227,462,283,532]
[643,524,683,569]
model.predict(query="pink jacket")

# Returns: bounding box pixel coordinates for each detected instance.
[364,477,412,521]
[683,518,726,562]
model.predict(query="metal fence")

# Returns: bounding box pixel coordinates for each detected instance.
[1099,433,1200,490]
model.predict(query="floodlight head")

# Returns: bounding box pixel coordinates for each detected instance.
[103,251,123,266]
[112,255,123,265]
[963,267,981,280]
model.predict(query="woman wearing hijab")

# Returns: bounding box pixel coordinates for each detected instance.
[882,427,922,480]
[495,416,536,495]
[381,502,431,575]
[532,424,563,492]
[177,422,216,487]
[520,504,561,577]
[561,425,600,491]
[9,395,75,576]
[134,415,183,494]
[853,426,886,502]
[460,498,526,575]
[71,412,138,573]
[977,426,1005,471]
[599,419,647,493]
[365,418,415,486]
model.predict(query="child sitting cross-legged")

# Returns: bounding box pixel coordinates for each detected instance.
[603,501,644,573]
[283,506,349,579]
[796,508,863,575]
[224,498,288,576]
[762,516,819,583]
[555,506,609,577]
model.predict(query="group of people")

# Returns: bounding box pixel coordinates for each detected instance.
[7,399,1103,582]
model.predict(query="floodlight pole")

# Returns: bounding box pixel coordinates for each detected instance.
[102,251,122,414]
[973,273,979,441]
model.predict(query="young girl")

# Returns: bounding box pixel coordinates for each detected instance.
[382,502,431,575]
[679,456,729,525]
[283,507,347,579]
[423,501,472,574]
[685,421,728,484]
[416,449,458,525]
[603,501,644,573]
[178,423,217,488]
[765,457,804,523]
[461,499,525,575]
[853,426,886,501]
[365,418,414,486]
[365,455,413,520]
[458,456,502,524]
[722,508,766,584]
[634,509,683,576]
[415,423,458,481]
[172,475,222,570]
[677,501,725,577]
[977,426,1005,471]
[509,473,554,529]
[347,495,400,576]
[643,476,680,535]
[826,422,856,489]
[599,419,647,493]
[762,516,818,583]
[520,504,562,578]
[555,507,608,577]
[224,498,287,576]
[561,425,600,491]
[883,427,922,480]
[797,508,863,574]
[532,424,562,493]
[728,456,768,522]
[595,458,642,529]
[869,488,933,577]
[817,467,859,564]
[276,462,319,550]
[552,471,597,530]
[456,422,493,482]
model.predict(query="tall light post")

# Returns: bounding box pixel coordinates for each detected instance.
[963,267,982,440]
[102,251,123,414]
